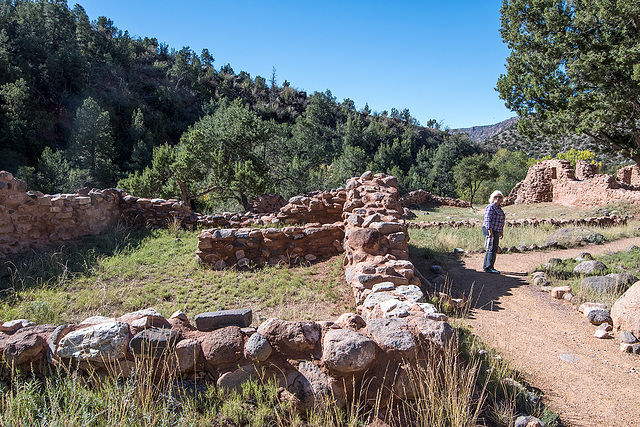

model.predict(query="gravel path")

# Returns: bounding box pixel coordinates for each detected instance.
[445,237,640,427]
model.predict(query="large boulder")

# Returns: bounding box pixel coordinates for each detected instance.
[544,227,604,247]
[129,327,182,358]
[257,318,321,358]
[199,326,244,366]
[321,329,377,373]
[56,321,131,361]
[612,281,640,337]
[289,361,346,410]
[366,318,416,358]
[573,260,607,275]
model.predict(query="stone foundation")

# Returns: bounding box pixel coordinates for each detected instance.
[196,223,344,268]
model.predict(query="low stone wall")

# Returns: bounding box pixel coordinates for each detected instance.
[400,189,471,208]
[0,305,452,409]
[258,189,347,225]
[408,215,629,230]
[196,223,345,268]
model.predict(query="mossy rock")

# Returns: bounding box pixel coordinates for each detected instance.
[544,227,605,248]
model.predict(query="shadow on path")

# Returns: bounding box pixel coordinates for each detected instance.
[411,252,530,317]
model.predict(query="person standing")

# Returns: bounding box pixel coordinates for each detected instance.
[482,190,505,274]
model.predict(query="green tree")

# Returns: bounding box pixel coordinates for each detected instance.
[67,97,117,187]
[489,149,529,199]
[453,155,499,207]
[120,100,272,209]
[497,0,640,163]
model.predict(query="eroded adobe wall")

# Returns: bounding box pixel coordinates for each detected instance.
[506,160,640,207]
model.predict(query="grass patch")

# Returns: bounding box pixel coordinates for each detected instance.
[538,246,640,308]
[409,218,640,259]
[0,226,351,325]
[408,201,640,223]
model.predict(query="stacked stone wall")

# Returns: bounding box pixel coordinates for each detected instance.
[257,189,347,225]
[0,171,123,257]
[575,160,599,180]
[1,171,198,258]
[399,189,471,208]
[195,223,344,268]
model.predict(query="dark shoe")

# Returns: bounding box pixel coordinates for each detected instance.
[488,268,500,274]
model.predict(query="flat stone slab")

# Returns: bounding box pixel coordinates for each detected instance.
[195,309,252,331]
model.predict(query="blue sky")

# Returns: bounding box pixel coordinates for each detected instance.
[75,0,514,129]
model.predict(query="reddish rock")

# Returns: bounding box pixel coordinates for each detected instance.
[199,326,244,366]
[4,324,57,366]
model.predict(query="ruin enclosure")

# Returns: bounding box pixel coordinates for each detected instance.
[0,172,452,411]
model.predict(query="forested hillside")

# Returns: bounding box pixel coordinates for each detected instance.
[0,0,609,213]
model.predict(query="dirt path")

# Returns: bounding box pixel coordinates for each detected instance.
[445,237,640,427]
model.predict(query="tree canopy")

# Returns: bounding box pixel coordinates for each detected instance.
[497,0,640,163]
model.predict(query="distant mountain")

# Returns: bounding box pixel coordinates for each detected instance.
[462,117,630,170]
[452,117,519,142]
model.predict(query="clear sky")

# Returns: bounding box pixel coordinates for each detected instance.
[74,0,515,129]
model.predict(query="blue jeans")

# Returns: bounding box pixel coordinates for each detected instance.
[482,226,500,271]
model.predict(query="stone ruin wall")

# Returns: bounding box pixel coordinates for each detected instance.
[1,172,453,410]
[399,189,472,208]
[0,171,201,258]
[506,160,640,207]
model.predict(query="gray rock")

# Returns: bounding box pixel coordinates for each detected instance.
[587,309,612,326]
[515,414,545,427]
[394,285,424,303]
[321,329,376,373]
[544,227,604,247]
[619,331,638,344]
[605,273,638,291]
[0,319,34,333]
[368,221,405,235]
[378,298,413,318]
[290,361,346,410]
[626,244,639,253]
[57,321,131,361]
[129,327,182,358]
[408,317,454,349]
[575,252,593,262]
[245,332,272,362]
[430,264,444,274]
[595,323,613,339]
[217,365,258,391]
[366,318,416,356]
[195,309,252,331]
[573,260,607,275]
[362,292,396,310]
[580,276,618,293]
[371,282,395,293]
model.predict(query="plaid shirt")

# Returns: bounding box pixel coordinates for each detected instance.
[483,203,505,233]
